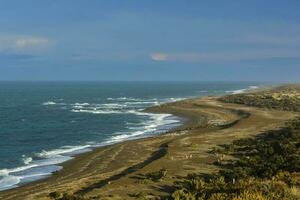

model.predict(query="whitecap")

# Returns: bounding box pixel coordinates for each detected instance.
[22,156,33,165]
[71,109,123,114]
[249,86,259,89]
[36,145,91,158]
[73,103,90,106]
[104,112,179,144]
[226,85,259,94]
[42,101,56,105]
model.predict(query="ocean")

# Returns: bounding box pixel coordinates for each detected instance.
[0,81,260,191]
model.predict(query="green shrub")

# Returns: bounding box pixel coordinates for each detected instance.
[145,168,168,182]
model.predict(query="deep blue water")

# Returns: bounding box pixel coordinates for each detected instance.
[0,81,260,190]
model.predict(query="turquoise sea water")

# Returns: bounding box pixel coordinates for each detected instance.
[0,81,260,190]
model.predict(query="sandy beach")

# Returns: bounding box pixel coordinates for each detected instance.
[0,89,298,200]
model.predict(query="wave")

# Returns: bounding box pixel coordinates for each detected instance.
[103,113,177,144]
[73,103,90,106]
[0,175,20,190]
[101,103,126,108]
[124,101,159,105]
[22,156,33,165]
[162,97,185,102]
[249,86,259,89]
[71,109,123,114]
[0,144,94,191]
[0,164,62,191]
[42,101,56,105]
[70,101,158,115]
[35,145,92,158]
[71,102,129,114]
[107,97,158,102]
[226,85,259,94]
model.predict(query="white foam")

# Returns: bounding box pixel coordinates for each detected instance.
[20,172,51,179]
[0,175,20,191]
[0,144,95,191]
[71,109,123,114]
[0,164,39,175]
[124,101,159,106]
[231,89,247,94]
[36,145,91,158]
[73,105,84,109]
[107,97,157,102]
[22,156,33,165]
[249,86,259,89]
[163,97,185,102]
[33,155,71,166]
[73,103,90,106]
[104,112,177,144]
[107,97,137,101]
[101,103,125,108]
[70,102,130,114]
[70,96,180,115]
[42,101,56,105]
[226,85,259,94]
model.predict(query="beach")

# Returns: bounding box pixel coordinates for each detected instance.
[0,86,297,200]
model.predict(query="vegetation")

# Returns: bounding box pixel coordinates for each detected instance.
[169,117,300,200]
[145,168,168,182]
[219,85,300,112]
[49,192,83,200]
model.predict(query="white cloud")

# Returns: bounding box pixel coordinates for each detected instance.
[14,37,50,49]
[150,53,169,61]
[0,35,53,53]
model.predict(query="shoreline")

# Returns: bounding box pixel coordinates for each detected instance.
[0,93,214,197]
[0,112,184,192]
[0,98,190,192]
[0,101,184,192]
[1,100,191,192]
[0,85,260,192]
[2,84,296,200]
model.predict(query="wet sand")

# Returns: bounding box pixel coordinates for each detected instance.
[0,95,298,200]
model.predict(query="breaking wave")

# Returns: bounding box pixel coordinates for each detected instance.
[226,85,259,94]
[42,101,56,105]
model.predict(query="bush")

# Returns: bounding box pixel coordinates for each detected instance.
[145,168,168,182]
[48,192,87,200]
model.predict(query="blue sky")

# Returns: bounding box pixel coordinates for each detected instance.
[0,0,299,81]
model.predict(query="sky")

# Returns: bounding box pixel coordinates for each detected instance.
[0,0,299,82]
